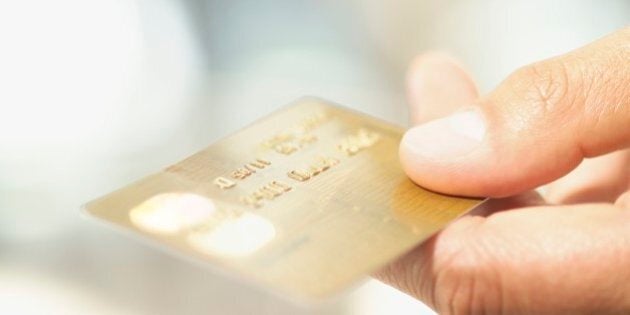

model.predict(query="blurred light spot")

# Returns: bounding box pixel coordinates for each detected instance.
[188,213,275,257]
[129,193,216,234]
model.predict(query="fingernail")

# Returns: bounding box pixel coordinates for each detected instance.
[402,107,486,160]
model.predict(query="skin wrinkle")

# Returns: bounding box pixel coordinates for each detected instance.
[493,31,627,162]
[420,245,439,308]
[387,243,437,310]
[442,271,458,315]
[451,256,474,315]
[573,56,598,156]
[613,77,630,115]
[465,271,476,315]
[466,228,492,314]
[529,60,571,117]
[460,219,514,314]
[442,219,492,314]
[479,206,625,314]
[608,64,630,118]
[379,254,423,301]
[411,246,430,304]
[386,242,432,308]
[585,63,611,142]
[476,218,526,314]
[530,50,625,160]
[470,271,486,315]
[491,255,506,315]
[432,240,465,314]
[426,243,440,312]
[576,32,630,156]
[480,227,512,315]
[528,60,576,138]
[584,73,628,156]
[428,219,480,314]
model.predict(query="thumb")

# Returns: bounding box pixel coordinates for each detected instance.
[400,27,630,197]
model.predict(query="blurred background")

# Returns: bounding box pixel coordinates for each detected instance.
[0,0,628,314]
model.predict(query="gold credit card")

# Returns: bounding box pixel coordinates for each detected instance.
[84,97,484,299]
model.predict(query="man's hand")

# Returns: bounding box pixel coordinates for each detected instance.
[376,27,630,315]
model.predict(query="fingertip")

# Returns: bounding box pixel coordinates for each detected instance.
[402,108,485,161]
[399,108,494,197]
[399,107,552,198]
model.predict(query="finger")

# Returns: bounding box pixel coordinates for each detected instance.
[400,27,630,197]
[616,191,630,209]
[376,202,630,314]
[373,191,545,305]
[546,149,630,204]
[470,190,547,217]
[406,52,479,124]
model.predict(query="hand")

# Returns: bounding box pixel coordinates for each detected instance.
[376,27,630,315]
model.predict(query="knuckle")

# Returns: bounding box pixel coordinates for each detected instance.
[433,271,475,315]
[511,60,575,116]
[431,249,484,314]
[431,226,507,315]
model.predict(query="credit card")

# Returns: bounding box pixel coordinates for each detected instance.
[84,97,484,300]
